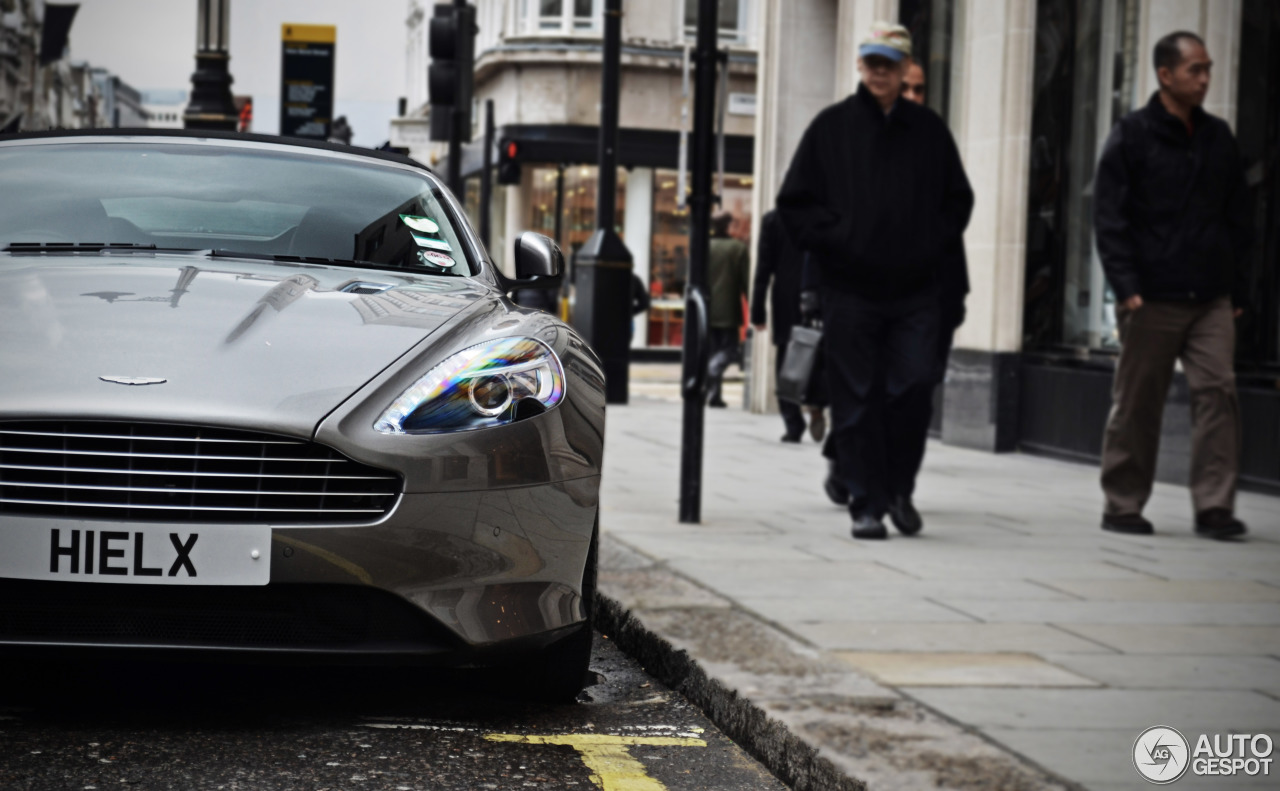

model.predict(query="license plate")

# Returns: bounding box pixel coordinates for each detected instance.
[0,521,271,585]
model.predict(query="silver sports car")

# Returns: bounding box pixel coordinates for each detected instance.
[0,130,604,701]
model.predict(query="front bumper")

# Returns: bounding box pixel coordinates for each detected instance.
[0,477,599,659]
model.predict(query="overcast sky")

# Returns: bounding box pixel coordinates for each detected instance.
[68,0,409,146]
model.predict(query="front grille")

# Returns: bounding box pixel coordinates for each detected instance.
[0,580,454,650]
[0,422,401,523]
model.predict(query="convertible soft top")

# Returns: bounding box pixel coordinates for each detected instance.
[0,127,431,173]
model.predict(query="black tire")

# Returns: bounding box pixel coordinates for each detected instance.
[524,518,597,703]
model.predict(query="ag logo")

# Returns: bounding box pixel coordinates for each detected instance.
[1134,726,1190,784]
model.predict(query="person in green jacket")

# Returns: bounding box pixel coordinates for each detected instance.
[706,211,750,407]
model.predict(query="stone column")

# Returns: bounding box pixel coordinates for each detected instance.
[941,0,1037,452]
[746,0,840,415]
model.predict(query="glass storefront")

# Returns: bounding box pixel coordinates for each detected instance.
[1025,0,1140,352]
[511,166,753,347]
[648,171,752,347]
[528,164,627,265]
[1235,0,1280,369]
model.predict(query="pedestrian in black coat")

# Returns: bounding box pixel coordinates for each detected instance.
[777,22,973,540]
[1094,31,1253,540]
[751,209,810,442]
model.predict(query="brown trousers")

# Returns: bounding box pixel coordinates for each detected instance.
[1101,297,1240,517]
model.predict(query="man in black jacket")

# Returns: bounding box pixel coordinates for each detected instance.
[1095,31,1253,540]
[751,209,808,442]
[777,23,973,540]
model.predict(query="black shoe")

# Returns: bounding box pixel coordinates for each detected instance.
[888,495,923,536]
[708,398,727,408]
[1194,509,1247,540]
[781,432,802,444]
[1101,513,1154,535]
[851,513,888,540]
[823,460,849,505]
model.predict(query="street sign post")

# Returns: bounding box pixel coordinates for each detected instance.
[280,24,336,140]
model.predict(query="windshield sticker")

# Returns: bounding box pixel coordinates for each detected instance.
[411,234,453,252]
[419,250,456,268]
[399,214,440,234]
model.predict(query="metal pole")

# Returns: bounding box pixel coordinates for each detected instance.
[678,0,719,524]
[573,0,633,405]
[595,0,621,231]
[553,164,566,247]
[480,98,494,248]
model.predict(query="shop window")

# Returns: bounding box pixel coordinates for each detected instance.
[648,171,753,348]
[1024,0,1139,352]
[518,0,599,35]
[1235,0,1280,369]
[528,164,626,257]
[683,0,751,45]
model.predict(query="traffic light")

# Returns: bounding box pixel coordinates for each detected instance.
[428,3,476,143]
[497,139,520,185]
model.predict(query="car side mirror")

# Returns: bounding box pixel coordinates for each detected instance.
[506,232,563,289]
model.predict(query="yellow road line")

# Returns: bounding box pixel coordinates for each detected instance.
[485,734,707,791]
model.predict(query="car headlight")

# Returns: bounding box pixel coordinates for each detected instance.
[374,337,565,434]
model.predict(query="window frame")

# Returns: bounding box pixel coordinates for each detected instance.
[515,0,601,37]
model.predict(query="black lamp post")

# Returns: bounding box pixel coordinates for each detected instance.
[184,0,238,131]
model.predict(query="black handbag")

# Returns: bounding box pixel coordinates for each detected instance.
[776,324,824,406]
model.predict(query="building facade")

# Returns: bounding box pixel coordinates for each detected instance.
[143,89,189,130]
[1,0,101,131]
[397,0,759,349]
[90,67,148,129]
[748,0,1279,491]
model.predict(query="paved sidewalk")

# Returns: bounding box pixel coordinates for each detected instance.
[599,370,1280,791]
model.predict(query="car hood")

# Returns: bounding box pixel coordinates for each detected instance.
[0,255,493,436]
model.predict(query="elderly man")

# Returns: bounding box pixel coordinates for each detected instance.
[777,23,973,540]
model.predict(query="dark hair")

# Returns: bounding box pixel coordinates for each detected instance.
[1153,31,1205,72]
[711,212,733,237]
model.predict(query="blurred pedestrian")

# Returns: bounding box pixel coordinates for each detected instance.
[328,116,353,146]
[777,22,973,540]
[902,58,927,105]
[752,209,807,441]
[1095,31,1253,540]
[706,210,750,408]
[630,271,650,343]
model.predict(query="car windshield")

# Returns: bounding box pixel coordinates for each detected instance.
[0,140,476,276]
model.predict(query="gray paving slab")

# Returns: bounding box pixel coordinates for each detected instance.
[793,622,1116,653]
[901,687,1280,731]
[942,599,1280,625]
[1037,579,1280,602]
[1041,653,1280,690]
[1056,624,1280,655]
[737,596,979,625]
[983,727,1137,787]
